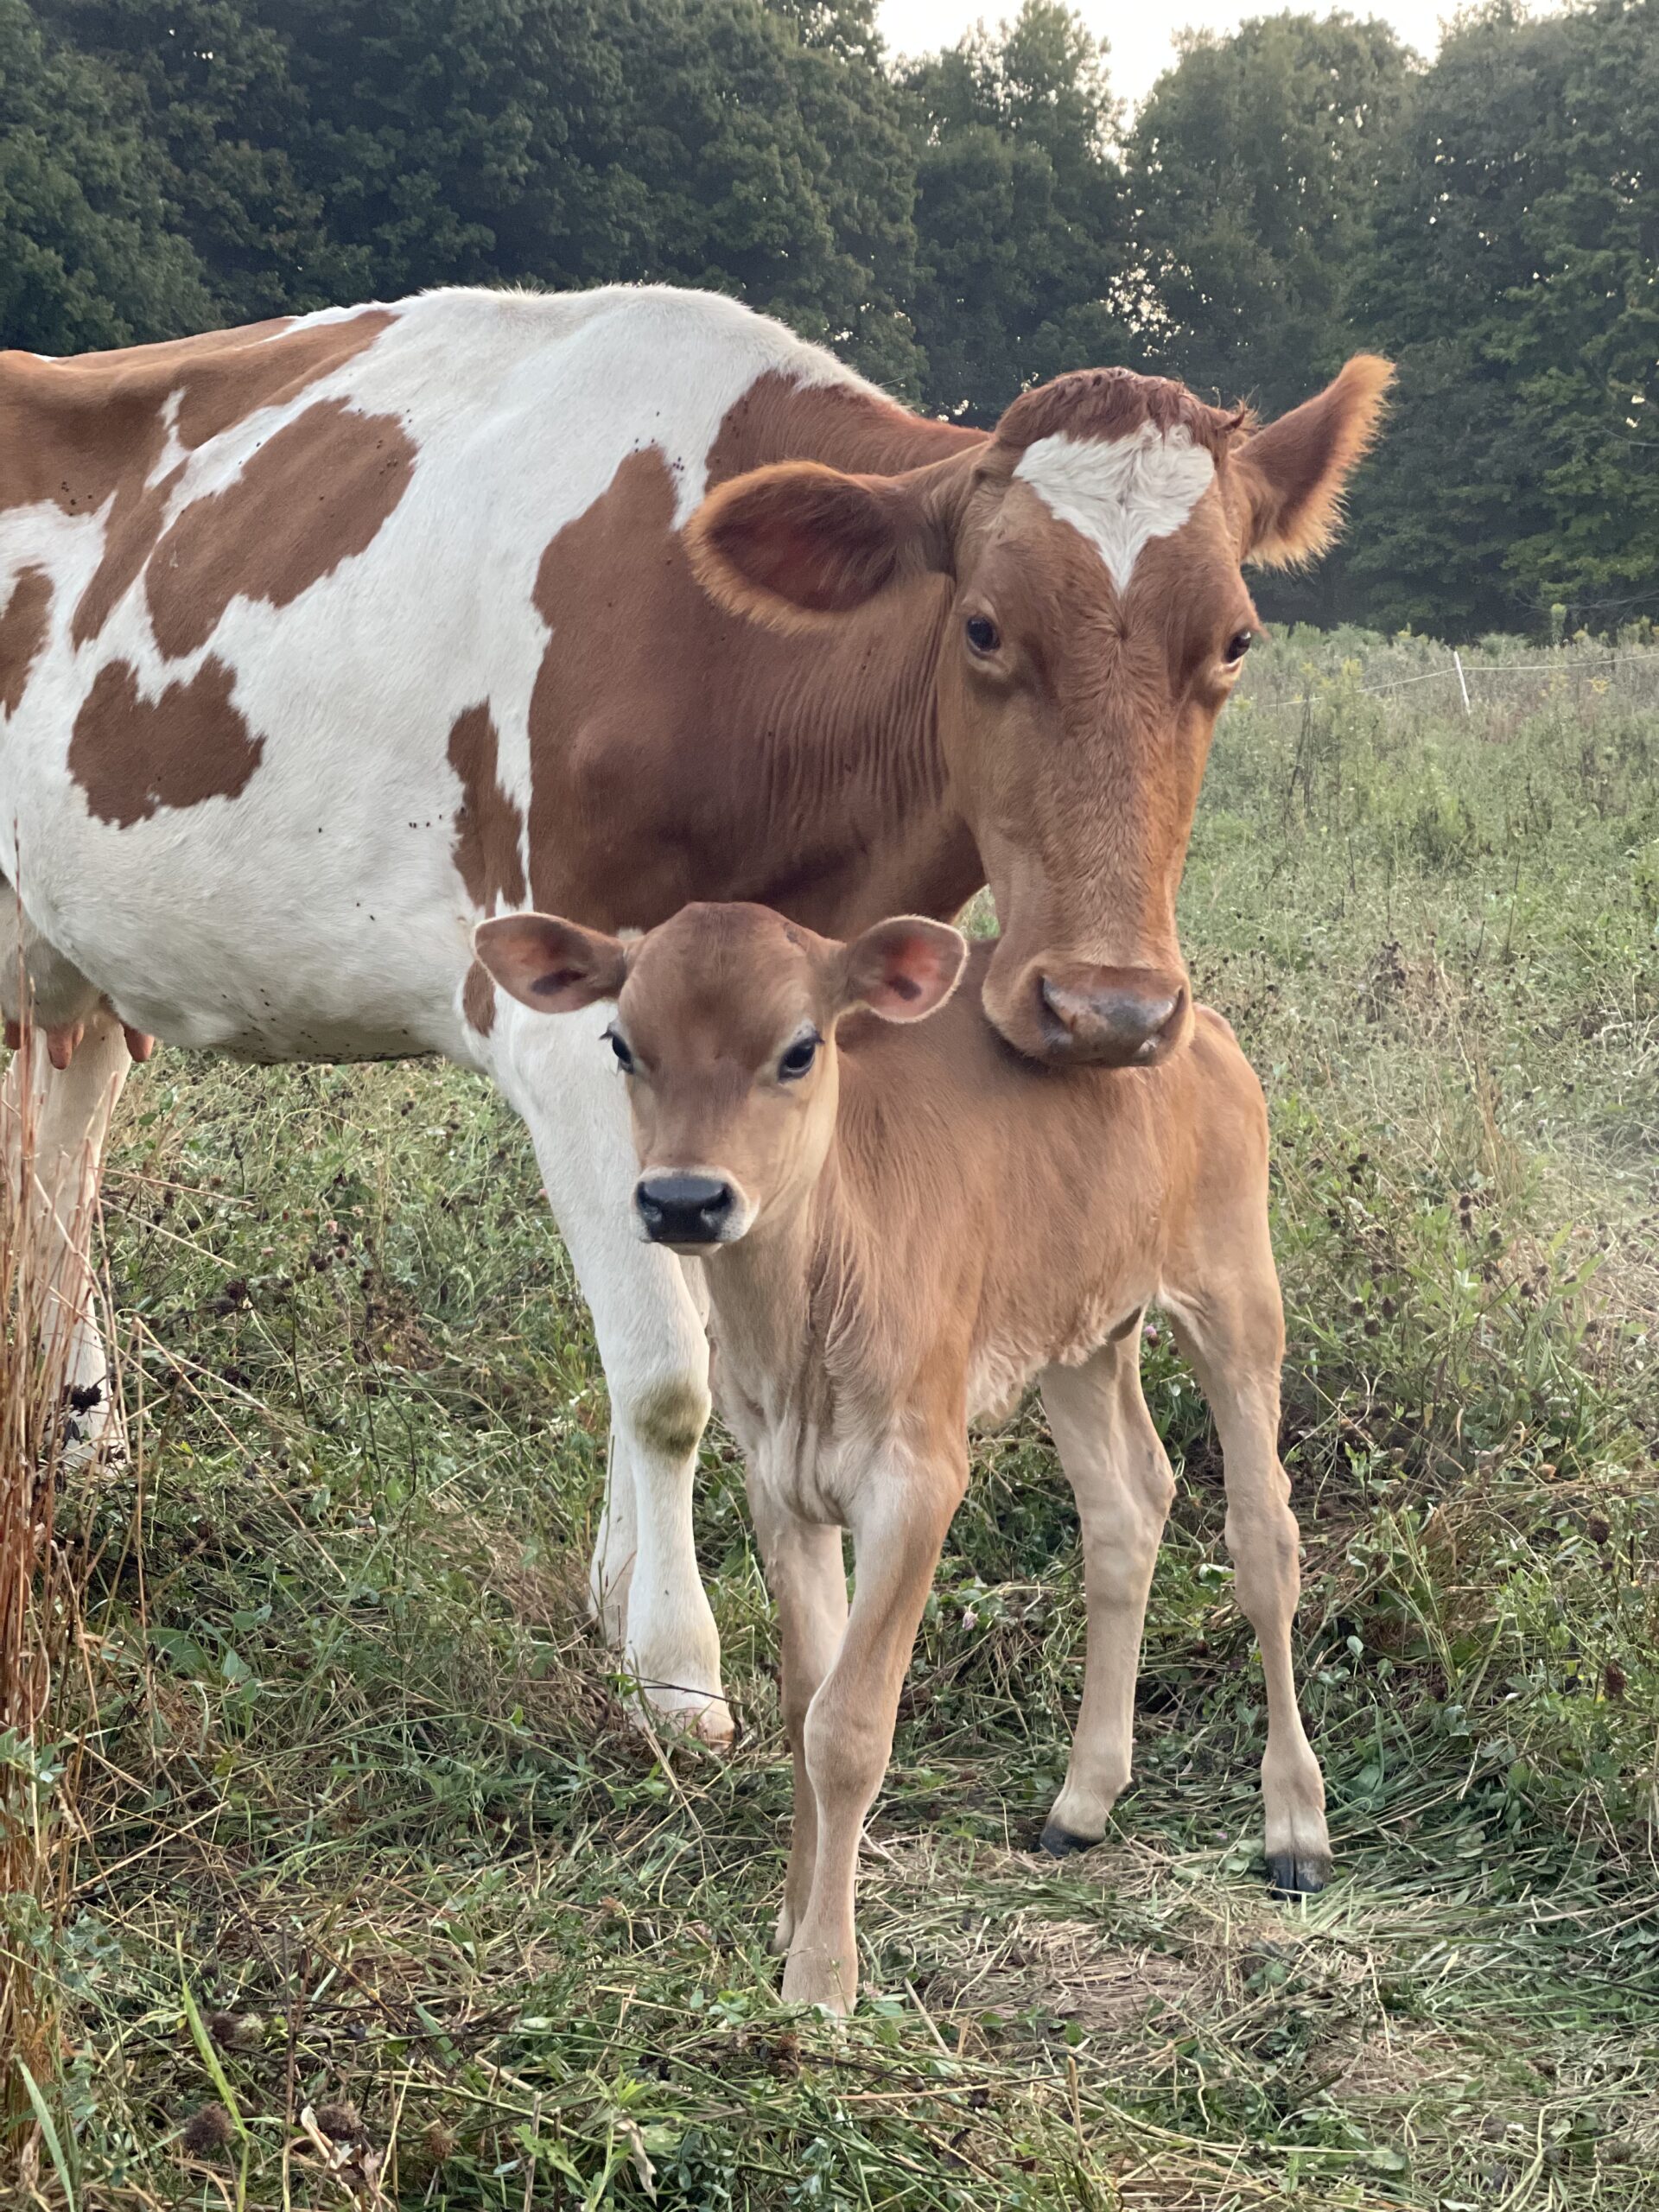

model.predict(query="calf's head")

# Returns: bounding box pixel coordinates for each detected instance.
[475,903,966,1251]
[687,357,1392,1068]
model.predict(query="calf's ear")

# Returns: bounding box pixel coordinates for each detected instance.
[474,913,628,1013]
[1233,355,1394,569]
[686,460,956,630]
[840,918,968,1023]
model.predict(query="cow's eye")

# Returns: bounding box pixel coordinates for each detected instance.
[1224,629,1255,664]
[965,613,1000,655]
[605,1027,634,1073]
[779,1032,819,1080]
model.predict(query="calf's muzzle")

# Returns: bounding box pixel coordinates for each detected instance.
[636,1171,736,1246]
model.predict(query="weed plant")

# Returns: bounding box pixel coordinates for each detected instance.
[5,631,1658,2206]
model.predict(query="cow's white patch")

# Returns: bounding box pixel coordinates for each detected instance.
[1014,423,1214,592]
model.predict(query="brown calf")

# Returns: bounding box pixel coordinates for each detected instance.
[477,901,1329,2013]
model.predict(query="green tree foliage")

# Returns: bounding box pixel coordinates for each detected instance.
[0,0,213,348]
[1127,10,1412,417]
[4,0,1657,637]
[1346,0,1659,635]
[903,0,1135,420]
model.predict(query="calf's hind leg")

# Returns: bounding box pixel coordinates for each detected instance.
[1037,1333,1176,1855]
[1164,1243,1330,1897]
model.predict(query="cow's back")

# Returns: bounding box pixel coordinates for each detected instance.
[0,287,866,1061]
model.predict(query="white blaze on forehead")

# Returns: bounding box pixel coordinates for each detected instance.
[1014,423,1216,593]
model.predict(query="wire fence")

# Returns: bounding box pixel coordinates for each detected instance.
[1255,645,1659,715]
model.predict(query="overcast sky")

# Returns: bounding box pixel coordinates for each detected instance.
[878,2,1452,105]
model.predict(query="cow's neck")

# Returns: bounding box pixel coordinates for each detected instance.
[699,384,987,937]
[709,582,980,935]
[528,375,986,938]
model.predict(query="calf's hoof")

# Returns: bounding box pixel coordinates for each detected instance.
[1039,1820,1101,1860]
[1266,1852,1328,1899]
[781,1945,855,2016]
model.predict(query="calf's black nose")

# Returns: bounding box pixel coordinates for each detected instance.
[636,1172,734,1244]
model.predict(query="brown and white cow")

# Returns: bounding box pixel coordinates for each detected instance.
[475,898,1327,2012]
[0,285,1389,1742]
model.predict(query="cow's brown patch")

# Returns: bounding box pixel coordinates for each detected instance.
[525,437,976,936]
[448,704,525,913]
[705,370,980,487]
[0,565,53,714]
[462,960,497,1037]
[992,367,1245,461]
[0,310,397,645]
[146,400,416,659]
[68,655,263,826]
[173,312,397,453]
[73,463,185,645]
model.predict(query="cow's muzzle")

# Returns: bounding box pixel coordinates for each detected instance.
[1033,964,1191,1068]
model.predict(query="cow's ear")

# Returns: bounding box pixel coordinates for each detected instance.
[839,917,968,1023]
[474,913,627,1013]
[1233,356,1394,569]
[686,461,956,630]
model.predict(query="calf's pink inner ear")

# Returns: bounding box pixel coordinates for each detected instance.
[473,913,628,1014]
[842,917,969,1023]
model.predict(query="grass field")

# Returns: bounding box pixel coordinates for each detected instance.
[7,627,1659,2209]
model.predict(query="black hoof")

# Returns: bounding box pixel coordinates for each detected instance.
[1039,1821,1101,1860]
[1266,1853,1328,1899]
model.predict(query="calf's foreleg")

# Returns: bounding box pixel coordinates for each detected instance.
[746,1481,848,1957]
[783,1449,965,2013]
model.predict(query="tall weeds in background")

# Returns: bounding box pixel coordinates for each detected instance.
[0,1021,118,2194]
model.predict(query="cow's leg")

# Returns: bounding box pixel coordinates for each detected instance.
[589,1255,710,1652]
[1037,1334,1176,1855]
[2,1006,132,1453]
[743,1475,847,1957]
[785,1447,964,2013]
[503,1041,728,1747]
[1166,1253,1330,1897]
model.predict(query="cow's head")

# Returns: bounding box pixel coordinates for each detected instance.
[686,358,1392,1067]
[474,903,965,1251]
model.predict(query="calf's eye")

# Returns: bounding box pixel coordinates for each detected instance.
[605,1027,634,1073]
[1224,630,1254,664]
[779,1033,819,1080]
[965,613,1000,655]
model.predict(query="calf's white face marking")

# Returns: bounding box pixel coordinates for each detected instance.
[1014,423,1216,593]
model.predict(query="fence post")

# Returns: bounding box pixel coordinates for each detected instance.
[1452,649,1471,715]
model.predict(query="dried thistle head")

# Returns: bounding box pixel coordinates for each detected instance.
[180,2101,236,2155]
[422,2121,458,2165]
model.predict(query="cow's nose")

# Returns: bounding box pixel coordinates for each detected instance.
[635,1172,735,1244]
[1038,969,1187,1067]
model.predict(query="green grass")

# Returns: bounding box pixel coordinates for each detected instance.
[10,626,1659,2207]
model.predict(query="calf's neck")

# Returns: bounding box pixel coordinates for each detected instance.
[477,899,1329,2013]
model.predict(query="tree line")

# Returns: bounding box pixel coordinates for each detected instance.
[2,0,1654,639]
